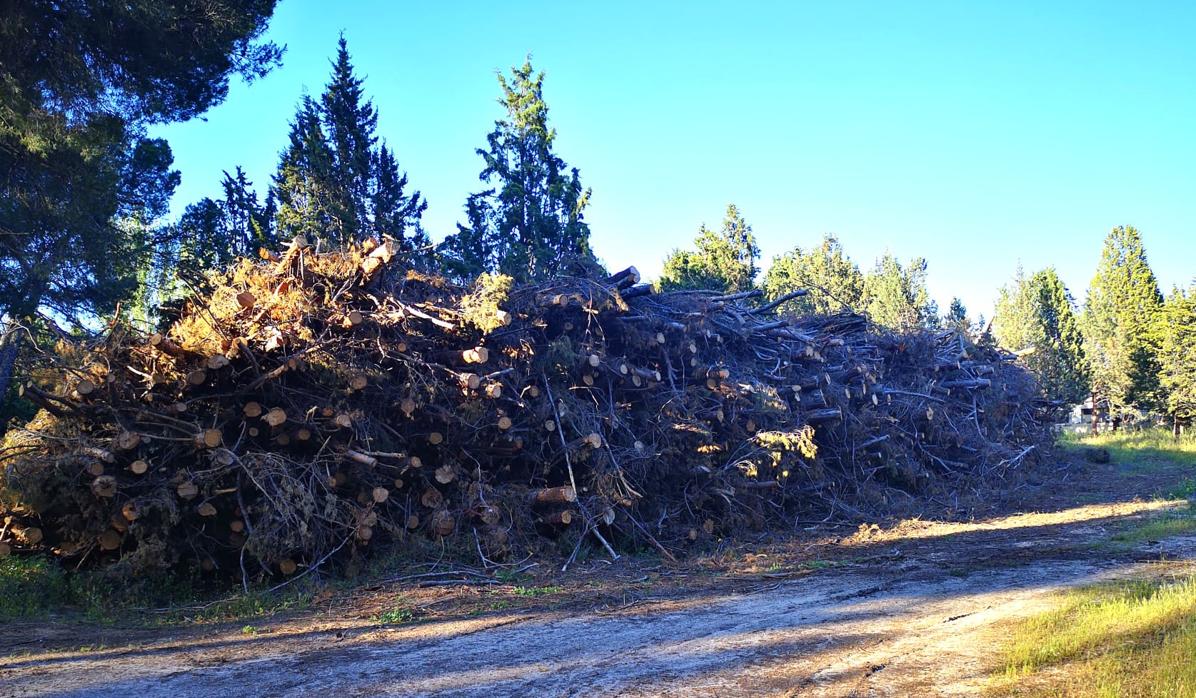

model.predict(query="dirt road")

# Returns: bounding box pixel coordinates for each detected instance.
[3,495,1194,697]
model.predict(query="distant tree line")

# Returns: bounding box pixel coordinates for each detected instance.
[1,9,1193,438]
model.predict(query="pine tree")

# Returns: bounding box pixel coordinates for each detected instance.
[861,253,935,330]
[273,38,425,255]
[660,205,760,293]
[439,58,595,282]
[993,267,1088,404]
[945,297,971,336]
[0,1,281,434]
[1158,285,1196,435]
[762,234,863,314]
[372,143,429,263]
[274,96,337,242]
[220,167,275,256]
[1082,225,1164,420]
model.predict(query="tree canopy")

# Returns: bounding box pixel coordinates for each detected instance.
[1158,285,1196,430]
[861,253,936,330]
[439,58,595,282]
[0,0,281,429]
[659,204,760,293]
[1081,225,1164,416]
[273,37,427,257]
[993,267,1088,404]
[762,234,864,314]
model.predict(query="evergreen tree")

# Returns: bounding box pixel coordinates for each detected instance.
[0,0,281,430]
[660,204,760,293]
[762,234,863,314]
[861,253,935,330]
[274,95,338,243]
[1082,225,1164,419]
[993,267,1089,404]
[945,297,971,336]
[273,38,425,255]
[1158,285,1196,435]
[372,143,429,261]
[439,58,595,282]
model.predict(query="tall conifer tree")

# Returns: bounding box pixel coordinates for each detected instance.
[993,267,1088,404]
[273,38,425,255]
[1158,285,1196,435]
[440,58,594,282]
[1082,225,1164,419]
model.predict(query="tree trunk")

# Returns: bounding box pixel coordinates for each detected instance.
[0,327,21,438]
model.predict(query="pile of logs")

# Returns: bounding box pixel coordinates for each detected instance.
[0,236,1055,577]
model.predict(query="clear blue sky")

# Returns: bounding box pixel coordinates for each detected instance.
[151,0,1196,319]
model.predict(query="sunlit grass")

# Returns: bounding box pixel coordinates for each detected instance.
[1059,428,1196,470]
[1110,513,1196,545]
[992,576,1196,697]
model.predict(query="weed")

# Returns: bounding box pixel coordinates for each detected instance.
[511,585,564,597]
[376,606,417,624]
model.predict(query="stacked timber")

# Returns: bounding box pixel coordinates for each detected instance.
[0,236,1054,576]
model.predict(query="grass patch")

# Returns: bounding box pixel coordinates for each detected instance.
[1060,428,1196,470]
[992,576,1196,696]
[376,605,418,625]
[0,554,312,626]
[511,584,564,597]
[1110,512,1196,545]
[0,556,74,620]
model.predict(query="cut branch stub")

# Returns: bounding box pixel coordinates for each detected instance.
[263,408,287,428]
[177,481,199,500]
[528,486,577,506]
[91,476,117,498]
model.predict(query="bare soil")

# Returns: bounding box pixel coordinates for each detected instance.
[2,454,1193,697]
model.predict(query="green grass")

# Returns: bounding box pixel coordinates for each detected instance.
[511,584,564,597]
[376,605,417,624]
[1110,512,1196,545]
[0,554,311,626]
[1060,428,1196,470]
[0,556,74,620]
[992,576,1196,697]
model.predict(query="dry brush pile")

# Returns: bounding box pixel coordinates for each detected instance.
[0,237,1056,578]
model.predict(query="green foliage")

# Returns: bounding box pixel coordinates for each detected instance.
[861,253,935,330]
[272,38,427,257]
[1158,285,1196,426]
[440,58,595,282]
[511,585,564,597]
[943,297,971,336]
[1082,225,1164,416]
[993,267,1088,404]
[376,604,418,624]
[659,204,760,293]
[0,0,280,423]
[762,234,864,314]
[0,0,280,323]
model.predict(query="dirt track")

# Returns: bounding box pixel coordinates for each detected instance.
[3,494,1194,697]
